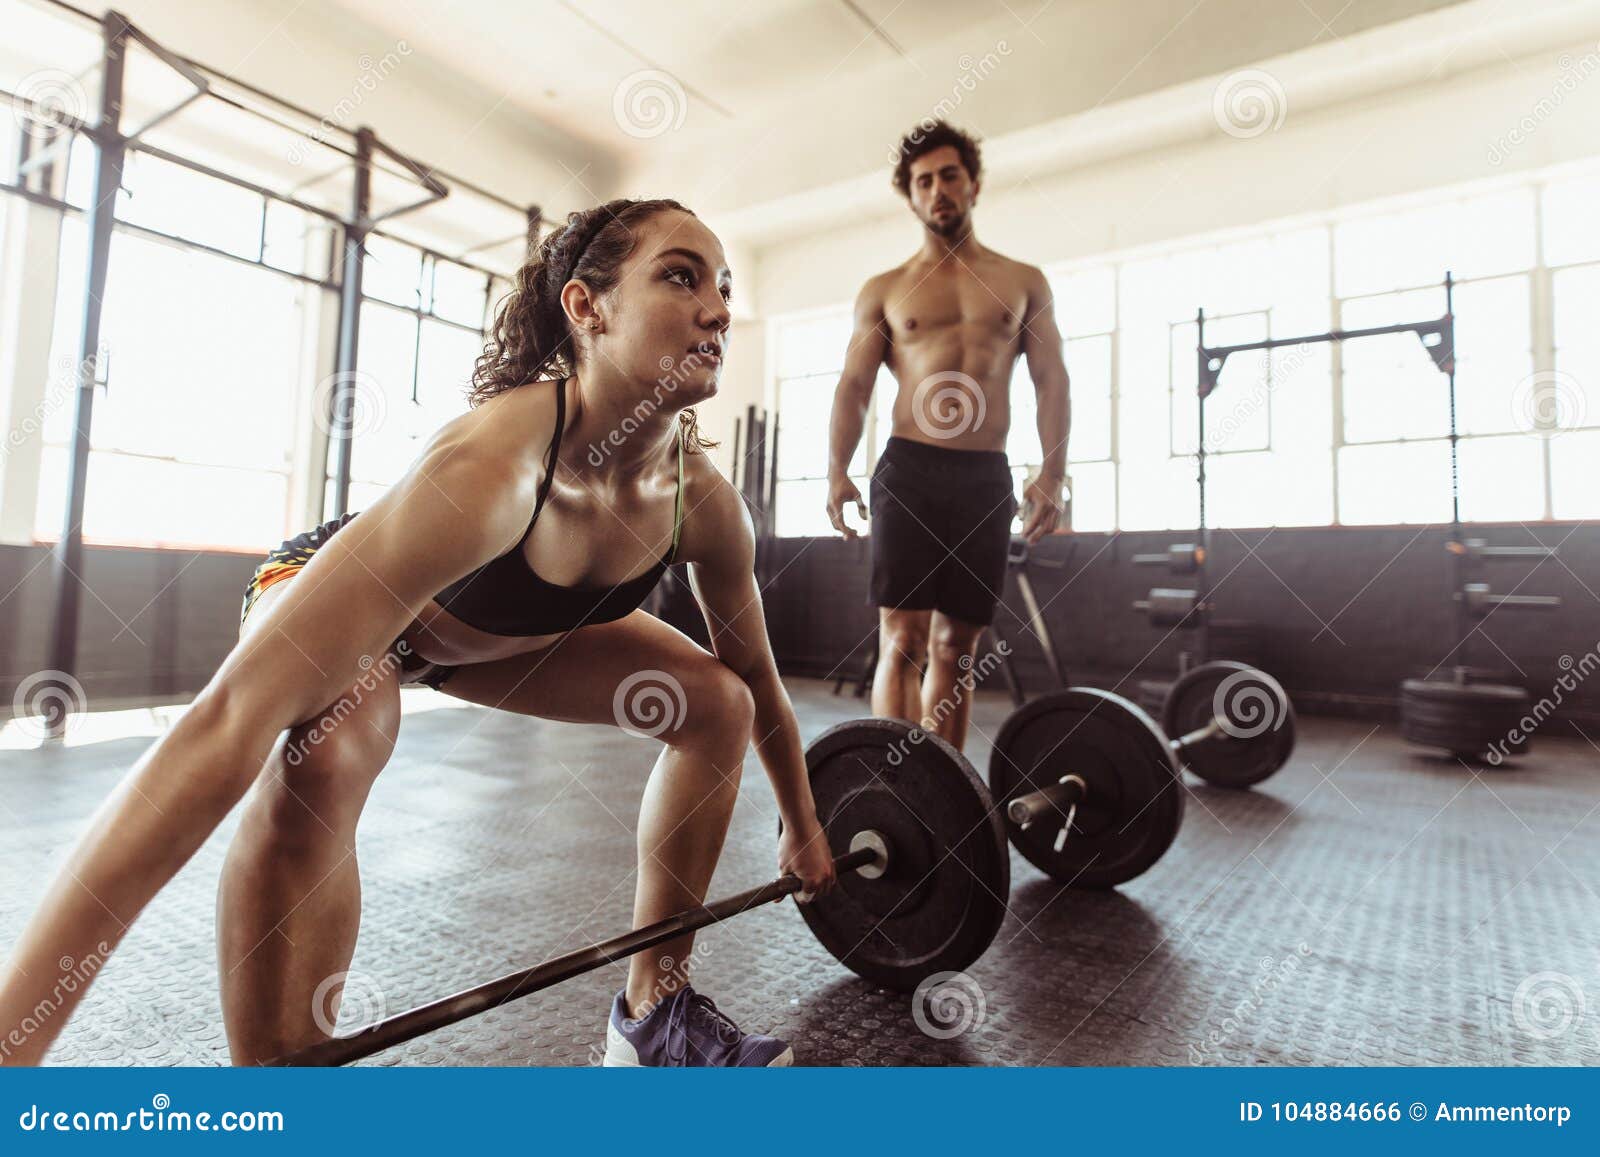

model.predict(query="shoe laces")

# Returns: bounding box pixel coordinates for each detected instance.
[665,988,742,1063]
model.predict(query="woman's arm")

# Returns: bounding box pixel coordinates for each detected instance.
[681,464,822,837]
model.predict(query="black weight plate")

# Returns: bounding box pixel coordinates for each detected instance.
[794,719,1009,991]
[1400,679,1532,759]
[1164,661,1296,788]
[989,688,1182,888]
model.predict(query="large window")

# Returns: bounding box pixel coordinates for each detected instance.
[768,165,1600,535]
[34,216,312,550]
[325,247,491,514]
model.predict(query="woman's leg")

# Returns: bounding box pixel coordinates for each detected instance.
[0,545,422,1065]
[217,587,404,1063]
[439,611,755,1020]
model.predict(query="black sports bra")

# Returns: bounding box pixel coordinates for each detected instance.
[431,380,685,636]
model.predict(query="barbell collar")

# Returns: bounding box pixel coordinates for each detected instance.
[1007,774,1088,826]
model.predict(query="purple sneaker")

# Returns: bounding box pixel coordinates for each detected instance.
[603,986,793,1067]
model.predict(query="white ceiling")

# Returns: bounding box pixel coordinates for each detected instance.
[321,0,1056,156]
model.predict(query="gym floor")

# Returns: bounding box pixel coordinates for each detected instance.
[5,678,1596,1067]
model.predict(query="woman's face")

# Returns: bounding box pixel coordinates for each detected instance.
[588,210,732,410]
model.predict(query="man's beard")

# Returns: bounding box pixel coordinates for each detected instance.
[926,208,967,238]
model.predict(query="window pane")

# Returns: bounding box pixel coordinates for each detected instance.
[63,133,96,209]
[1209,450,1333,528]
[1336,205,1454,298]
[1554,264,1600,355]
[1341,332,1451,444]
[416,320,479,434]
[1065,334,1110,461]
[1457,435,1544,521]
[1268,228,1330,321]
[1452,188,1535,280]
[1453,275,1532,436]
[776,373,847,479]
[430,259,489,328]
[1544,173,1600,267]
[117,152,263,259]
[1174,313,1266,456]
[362,232,423,308]
[776,477,854,537]
[1051,266,1115,337]
[263,200,315,276]
[68,233,301,470]
[1065,460,1114,532]
[1337,441,1452,524]
[1118,456,1196,531]
[1550,430,1600,519]
[775,310,851,379]
[346,302,421,485]
[35,448,286,550]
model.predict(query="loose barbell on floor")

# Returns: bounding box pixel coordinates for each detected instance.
[268,717,1009,1066]
[987,667,1297,886]
[988,687,1184,888]
[1160,661,1296,788]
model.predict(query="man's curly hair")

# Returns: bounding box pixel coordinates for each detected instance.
[890,121,982,198]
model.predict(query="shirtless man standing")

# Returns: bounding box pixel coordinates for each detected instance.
[826,121,1070,750]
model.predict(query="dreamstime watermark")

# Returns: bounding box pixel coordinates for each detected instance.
[0,943,112,1061]
[16,1094,284,1133]
[911,370,987,440]
[311,369,388,441]
[281,645,411,767]
[1511,971,1587,1041]
[911,971,987,1040]
[885,641,1011,766]
[612,669,688,739]
[2,351,104,468]
[1511,369,1588,438]
[287,42,412,165]
[1212,69,1287,139]
[1203,341,1314,452]
[612,70,687,139]
[1486,644,1600,766]
[622,942,716,1026]
[585,350,714,468]
[1488,43,1600,166]
[887,41,1013,166]
[1189,943,1311,1062]
[9,669,88,742]
[1212,668,1290,739]
[310,969,388,1037]
[10,69,86,140]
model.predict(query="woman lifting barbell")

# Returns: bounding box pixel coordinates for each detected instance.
[0,198,837,1068]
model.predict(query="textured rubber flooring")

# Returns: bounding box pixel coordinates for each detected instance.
[2,678,1597,1067]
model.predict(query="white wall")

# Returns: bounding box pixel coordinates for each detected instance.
[699,16,1600,439]
[753,30,1600,321]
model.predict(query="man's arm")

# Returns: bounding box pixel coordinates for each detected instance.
[825,276,891,537]
[1021,267,1070,541]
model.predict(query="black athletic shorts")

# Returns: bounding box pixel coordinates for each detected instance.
[867,436,1016,627]
[240,513,458,691]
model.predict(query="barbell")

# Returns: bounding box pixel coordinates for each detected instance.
[986,664,1297,886]
[268,717,1009,1066]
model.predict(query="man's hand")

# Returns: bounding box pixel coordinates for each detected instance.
[1019,473,1066,544]
[826,475,869,539]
